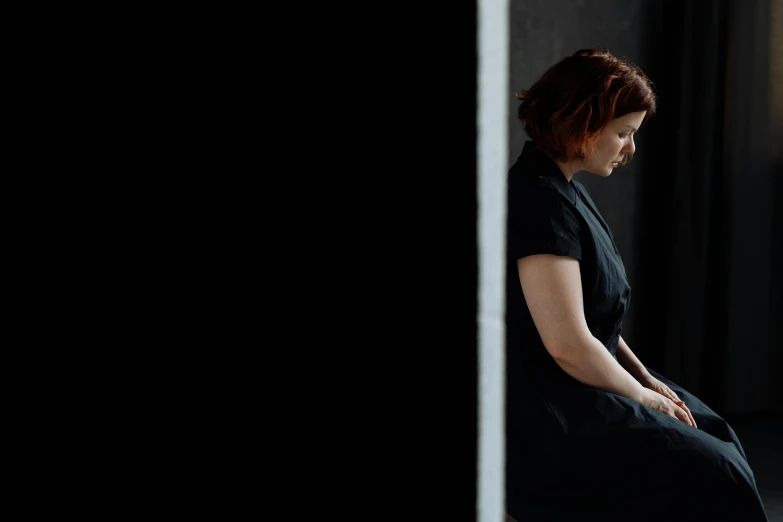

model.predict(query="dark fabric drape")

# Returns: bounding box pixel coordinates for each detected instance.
[637,0,780,416]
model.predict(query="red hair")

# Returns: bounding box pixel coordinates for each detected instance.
[516,48,657,164]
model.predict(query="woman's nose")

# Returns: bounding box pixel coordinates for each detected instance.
[624,138,635,155]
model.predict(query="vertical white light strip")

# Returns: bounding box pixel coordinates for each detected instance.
[477,0,509,520]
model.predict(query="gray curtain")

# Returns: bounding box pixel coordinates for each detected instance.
[637,0,780,416]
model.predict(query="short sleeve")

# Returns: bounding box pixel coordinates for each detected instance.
[507,182,582,262]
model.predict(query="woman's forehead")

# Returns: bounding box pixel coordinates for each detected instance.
[613,111,646,125]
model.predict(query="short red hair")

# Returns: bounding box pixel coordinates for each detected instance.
[516,48,657,163]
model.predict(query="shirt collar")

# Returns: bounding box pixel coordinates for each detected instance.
[517,140,578,205]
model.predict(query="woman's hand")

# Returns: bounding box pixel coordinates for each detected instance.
[638,374,697,428]
[638,373,679,401]
[636,388,697,428]
[674,398,696,429]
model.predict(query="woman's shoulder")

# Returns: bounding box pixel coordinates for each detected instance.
[508,167,561,213]
[508,160,560,195]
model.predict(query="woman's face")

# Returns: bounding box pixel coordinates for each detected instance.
[585,111,646,176]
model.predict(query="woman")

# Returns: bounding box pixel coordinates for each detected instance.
[504,49,768,522]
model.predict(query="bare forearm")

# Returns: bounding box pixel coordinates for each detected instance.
[615,335,650,381]
[552,336,646,402]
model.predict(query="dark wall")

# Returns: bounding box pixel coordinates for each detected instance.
[112,11,482,522]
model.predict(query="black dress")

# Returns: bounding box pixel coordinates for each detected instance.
[504,140,768,521]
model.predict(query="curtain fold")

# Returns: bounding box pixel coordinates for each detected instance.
[637,0,778,415]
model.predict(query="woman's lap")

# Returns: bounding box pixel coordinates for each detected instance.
[508,364,766,519]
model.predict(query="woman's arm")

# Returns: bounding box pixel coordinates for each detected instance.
[615,335,651,381]
[517,255,646,403]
